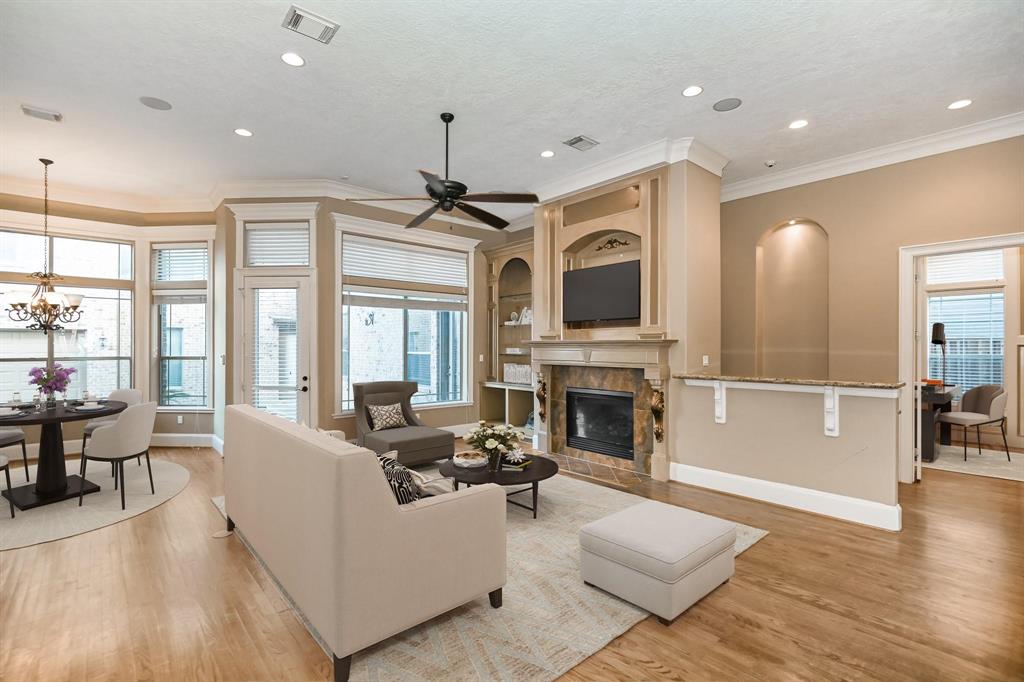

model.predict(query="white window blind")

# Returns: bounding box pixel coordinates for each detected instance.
[342,234,468,289]
[926,250,1004,285]
[927,292,1004,394]
[245,222,310,266]
[153,243,208,283]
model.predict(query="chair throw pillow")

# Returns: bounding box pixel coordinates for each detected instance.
[376,454,420,504]
[367,403,408,431]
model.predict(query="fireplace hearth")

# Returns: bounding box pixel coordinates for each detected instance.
[566,387,634,459]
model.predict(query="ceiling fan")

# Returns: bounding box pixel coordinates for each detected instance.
[343,112,539,230]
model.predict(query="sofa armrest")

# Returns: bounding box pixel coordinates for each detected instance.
[335,483,507,657]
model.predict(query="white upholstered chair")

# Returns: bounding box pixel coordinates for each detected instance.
[1,454,13,518]
[79,402,158,510]
[82,388,143,472]
[0,428,29,482]
[937,384,1011,462]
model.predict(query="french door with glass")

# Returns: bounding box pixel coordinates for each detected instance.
[240,276,312,424]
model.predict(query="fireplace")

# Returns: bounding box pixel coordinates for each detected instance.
[566,387,634,459]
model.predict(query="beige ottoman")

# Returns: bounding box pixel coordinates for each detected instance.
[579,500,736,624]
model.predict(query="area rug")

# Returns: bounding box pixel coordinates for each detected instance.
[924,445,1023,482]
[0,458,190,551]
[213,469,767,681]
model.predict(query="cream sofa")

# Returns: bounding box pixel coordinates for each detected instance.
[224,405,507,681]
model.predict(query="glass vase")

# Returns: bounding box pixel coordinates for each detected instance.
[487,450,503,472]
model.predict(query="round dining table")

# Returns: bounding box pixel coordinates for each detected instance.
[1,400,127,510]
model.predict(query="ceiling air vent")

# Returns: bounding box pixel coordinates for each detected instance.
[562,135,599,152]
[281,5,340,44]
[21,104,63,123]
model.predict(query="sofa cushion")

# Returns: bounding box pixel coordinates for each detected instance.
[367,403,408,431]
[376,454,420,504]
[364,426,454,453]
[579,501,736,584]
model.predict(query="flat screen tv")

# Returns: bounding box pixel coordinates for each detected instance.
[562,260,640,323]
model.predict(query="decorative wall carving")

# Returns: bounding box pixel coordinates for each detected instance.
[595,237,632,251]
[535,376,547,423]
[651,388,665,443]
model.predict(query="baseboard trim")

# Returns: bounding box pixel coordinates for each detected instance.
[669,462,902,531]
[211,434,224,454]
[150,433,215,448]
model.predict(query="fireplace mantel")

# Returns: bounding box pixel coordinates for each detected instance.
[527,338,677,380]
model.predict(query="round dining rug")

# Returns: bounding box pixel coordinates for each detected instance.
[0,457,190,551]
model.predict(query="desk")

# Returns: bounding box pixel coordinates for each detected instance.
[919,385,957,462]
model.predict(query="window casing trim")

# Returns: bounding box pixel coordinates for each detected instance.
[333,213,479,415]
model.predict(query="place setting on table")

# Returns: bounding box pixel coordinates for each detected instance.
[1,363,127,511]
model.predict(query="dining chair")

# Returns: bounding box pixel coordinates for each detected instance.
[79,402,158,511]
[937,385,1011,462]
[1,454,14,518]
[0,428,30,481]
[81,388,143,475]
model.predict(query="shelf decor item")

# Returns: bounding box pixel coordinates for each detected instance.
[510,310,519,323]
[464,421,523,472]
[28,363,76,408]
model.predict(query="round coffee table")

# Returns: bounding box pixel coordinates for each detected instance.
[438,455,559,519]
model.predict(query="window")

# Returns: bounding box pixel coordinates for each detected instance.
[1,229,134,401]
[244,222,310,267]
[927,292,1004,394]
[339,234,469,411]
[152,244,210,407]
[925,249,1005,396]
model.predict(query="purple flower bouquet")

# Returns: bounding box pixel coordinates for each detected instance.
[28,363,77,402]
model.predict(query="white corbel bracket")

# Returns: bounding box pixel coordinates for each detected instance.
[823,386,840,437]
[713,381,727,424]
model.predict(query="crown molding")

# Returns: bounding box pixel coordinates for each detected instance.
[504,214,534,232]
[0,209,215,240]
[211,178,499,229]
[0,175,215,213]
[721,112,1024,203]
[532,136,728,203]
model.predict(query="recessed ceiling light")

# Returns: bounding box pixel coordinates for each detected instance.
[281,52,305,67]
[682,85,703,97]
[788,119,808,129]
[234,128,253,137]
[712,97,742,112]
[540,150,555,158]
[139,96,172,111]
[947,99,972,110]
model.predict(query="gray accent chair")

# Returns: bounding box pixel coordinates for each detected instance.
[937,384,1011,461]
[354,381,455,466]
[0,428,29,482]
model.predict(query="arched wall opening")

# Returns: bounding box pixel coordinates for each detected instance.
[754,219,829,379]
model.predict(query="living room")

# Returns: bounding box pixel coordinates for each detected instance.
[1,2,1022,681]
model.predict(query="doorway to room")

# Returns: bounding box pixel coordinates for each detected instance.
[899,234,1024,484]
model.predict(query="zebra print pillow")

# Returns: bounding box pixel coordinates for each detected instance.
[376,454,420,505]
[367,403,408,431]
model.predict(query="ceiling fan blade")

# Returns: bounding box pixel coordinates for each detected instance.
[342,196,431,202]
[455,201,510,230]
[406,203,440,229]
[418,169,447,195]
[460,192,539,204]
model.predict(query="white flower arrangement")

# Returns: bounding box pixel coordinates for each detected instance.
[465,421,524,470]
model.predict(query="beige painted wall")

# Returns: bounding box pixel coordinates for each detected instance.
[676,383,900,506]
[755,221,829,378]
[721,136,1024,382]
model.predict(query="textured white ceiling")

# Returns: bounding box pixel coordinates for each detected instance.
[1,0,1022,220]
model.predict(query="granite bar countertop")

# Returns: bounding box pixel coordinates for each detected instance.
[673,372,905,390]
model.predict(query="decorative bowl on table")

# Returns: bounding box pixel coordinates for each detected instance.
[453,452,488,468]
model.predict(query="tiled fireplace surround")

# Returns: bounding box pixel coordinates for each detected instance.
[550,366,654,475]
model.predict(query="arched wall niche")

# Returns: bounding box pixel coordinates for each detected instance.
[754,218,829,379]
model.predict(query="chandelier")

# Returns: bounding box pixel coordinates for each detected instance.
[5,159,84,334]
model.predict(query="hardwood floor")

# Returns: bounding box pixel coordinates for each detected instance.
[1,448,1021,681]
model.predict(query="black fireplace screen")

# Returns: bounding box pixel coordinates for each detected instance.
[566,387,634,459]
